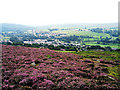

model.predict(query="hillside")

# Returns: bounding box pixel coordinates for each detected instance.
[1,23,34,32]
[2,45,120,89]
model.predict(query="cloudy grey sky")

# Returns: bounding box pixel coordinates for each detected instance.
[0,0,119,25]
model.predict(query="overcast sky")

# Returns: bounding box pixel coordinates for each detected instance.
[0,0,119,25]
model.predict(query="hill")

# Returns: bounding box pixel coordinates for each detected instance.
[1,23,34,32]
[2,45,120,89]
[1,23,118,32]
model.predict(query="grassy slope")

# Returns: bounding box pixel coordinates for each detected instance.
[57,50,120,80]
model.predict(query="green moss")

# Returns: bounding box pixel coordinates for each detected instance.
[47,55,52,59]
[107,65,120,80]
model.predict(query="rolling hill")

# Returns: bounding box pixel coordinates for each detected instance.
[1,23,34,32]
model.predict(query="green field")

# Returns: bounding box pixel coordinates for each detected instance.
[52,30,110,38]
[85,42,120,49]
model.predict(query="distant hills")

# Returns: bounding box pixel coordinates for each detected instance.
[1,23,34,32]
[1,23,118,32]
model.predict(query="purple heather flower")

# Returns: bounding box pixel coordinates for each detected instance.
[19,79,27,84]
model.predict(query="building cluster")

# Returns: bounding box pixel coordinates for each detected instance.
[24,39,81,47]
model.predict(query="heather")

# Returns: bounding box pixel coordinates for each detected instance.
[2,45,120,89]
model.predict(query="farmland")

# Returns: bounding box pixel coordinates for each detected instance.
[2,45,120,89]
[1,23,119,50]
[52,30,110,38]
[52,30,119,49]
